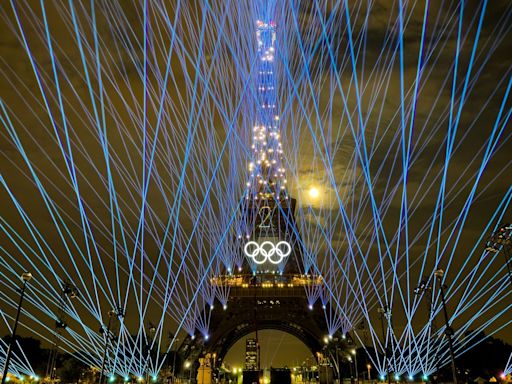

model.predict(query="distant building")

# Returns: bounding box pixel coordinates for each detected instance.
[245,338,258,370]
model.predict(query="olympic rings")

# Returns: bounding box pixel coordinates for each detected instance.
[243,240,291,264]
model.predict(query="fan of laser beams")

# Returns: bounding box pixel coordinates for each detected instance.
[0,0,252,376]
[505,353,512,375]
[272,0,512,376]
[0,310,38,380]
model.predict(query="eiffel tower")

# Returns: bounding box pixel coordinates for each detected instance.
[176,12,340,384]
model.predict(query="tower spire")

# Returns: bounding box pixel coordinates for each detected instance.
[246,18,287,201]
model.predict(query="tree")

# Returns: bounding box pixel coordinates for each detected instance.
[457,331,512,379]
[2,335,48,375]
[56,354,88,384]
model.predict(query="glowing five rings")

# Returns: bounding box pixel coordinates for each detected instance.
[244,241,291,264]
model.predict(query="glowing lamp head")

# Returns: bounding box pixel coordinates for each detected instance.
[380,375,386,381]
[137,377,143,382]
[323,336,329,344]
[5,377,9,383]
[109,376,116,383]
[422,375,428,381]
[308,304,313,310]
[394,375,400,381]
[21,272,33,282]
[210,304,214,310]
[124,377,129,382]
[408,375,414,381]
[151,376,157,382]
[223,304,227,310]
[204,333,209,341]
[184,361,191,369]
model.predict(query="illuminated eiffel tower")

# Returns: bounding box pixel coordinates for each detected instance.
[176,11,334,381]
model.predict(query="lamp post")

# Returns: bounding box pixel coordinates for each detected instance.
[1,272,32,384]
[485,223,512,285]
[184,361,192,384]
[145,324,156,383]
[335,344,341,382]
[434,270,457,384]
[99,308,122,384]
[414,273,456,383]
[377,307,392,384]
[46,282,79,382]
[171,336,179,382]
[367,364,372,382]
[351,349,358,384]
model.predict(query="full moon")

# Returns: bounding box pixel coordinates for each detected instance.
[308,186,320,199]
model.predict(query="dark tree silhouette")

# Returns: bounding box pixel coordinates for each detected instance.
[56,355,88,384]
[2,335,48,375]
[457,331,512,380]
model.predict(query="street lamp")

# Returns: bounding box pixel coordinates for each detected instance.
[347,356,353,379]
[46,282,79,382]
[145,324,157,383]
[169,334,180,381]
[99,308,123,384]
[485,223,512,285]
[1,272,32,384]
[377,307,392,384]
[351,349,358,384]
[434,269,457,384]
[367,364,372,381]
[414,271,457,384]
[333,341,341,382]
[184,361,192,384]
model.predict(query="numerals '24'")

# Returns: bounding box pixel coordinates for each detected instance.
[258,206,273,228]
